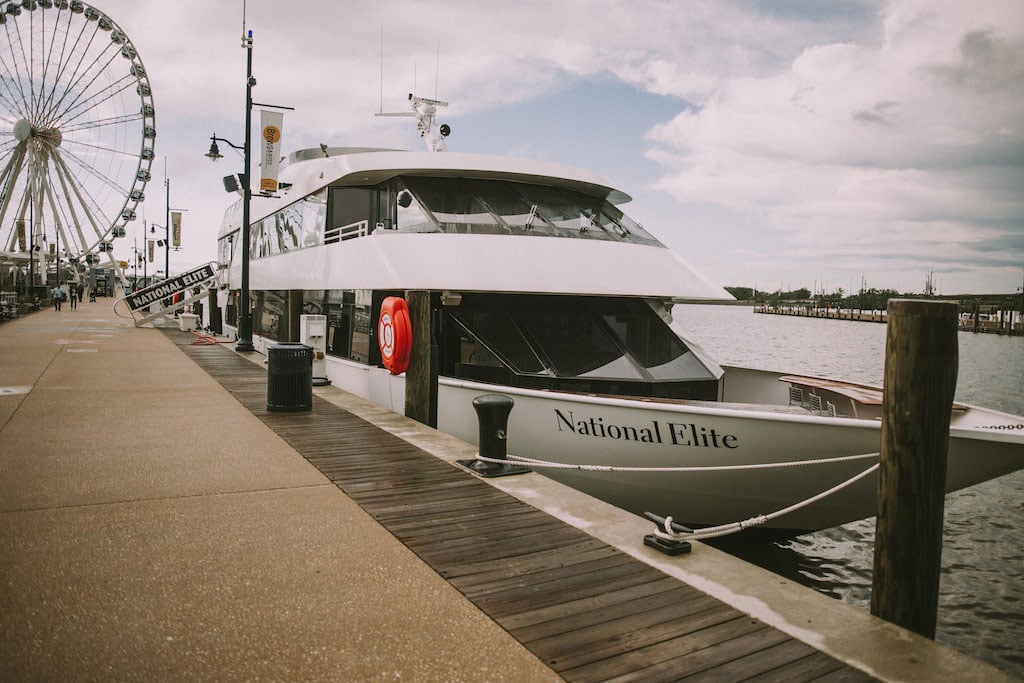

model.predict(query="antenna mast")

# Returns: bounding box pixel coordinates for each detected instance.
[376,94,451,152]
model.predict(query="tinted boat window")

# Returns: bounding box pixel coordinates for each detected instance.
[327,187,373,242]
[445,294,715,383]
[464,179,547,232]
[395,177,662,246]
[599,301,707,380]
[517,308,646,379]
[448,309,546,374]
[403,177,496,233]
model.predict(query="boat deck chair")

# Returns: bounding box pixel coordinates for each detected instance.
[808,393,824,415]
[788,386,806,407]
[825,400,838,418]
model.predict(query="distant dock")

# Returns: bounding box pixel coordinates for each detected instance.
[753,304,1023,336]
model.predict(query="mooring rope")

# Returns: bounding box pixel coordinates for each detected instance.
[651,462,880,540]
[472,450,881,540]
[474,450,878,473]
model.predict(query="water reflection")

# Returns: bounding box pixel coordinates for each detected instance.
[706,522,875,607]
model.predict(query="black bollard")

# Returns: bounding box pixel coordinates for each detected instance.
[456,394,531,478]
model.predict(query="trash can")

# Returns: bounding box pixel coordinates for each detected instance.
[267,342,313,412]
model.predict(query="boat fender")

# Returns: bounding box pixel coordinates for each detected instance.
[378,296,412,375]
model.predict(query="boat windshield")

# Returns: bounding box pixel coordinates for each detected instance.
[444,294,718,397]
[393,177,662,246]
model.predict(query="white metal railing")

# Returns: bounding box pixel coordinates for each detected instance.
[324,220,369,243]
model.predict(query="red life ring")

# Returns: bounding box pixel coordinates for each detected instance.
[378,296,412,375]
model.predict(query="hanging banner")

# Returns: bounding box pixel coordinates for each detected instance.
[171,211,182,247]
[16,220,25,251]
[260,109,284,193]
[148,239,155,262]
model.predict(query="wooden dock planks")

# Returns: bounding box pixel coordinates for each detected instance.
[169,332,874,682]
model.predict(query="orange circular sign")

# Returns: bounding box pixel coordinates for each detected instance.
[262,125,281,144]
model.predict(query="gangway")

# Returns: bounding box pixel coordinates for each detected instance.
[116,262,221,327]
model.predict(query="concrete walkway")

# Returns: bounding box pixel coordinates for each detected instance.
[0,299,560,681]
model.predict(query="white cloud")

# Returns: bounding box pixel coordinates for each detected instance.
[643,0,1024,291]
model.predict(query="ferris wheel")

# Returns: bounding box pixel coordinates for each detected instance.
[0,0,155,287]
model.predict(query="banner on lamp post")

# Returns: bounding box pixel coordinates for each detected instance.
[171,211,182,248]
[16,220,25,251]
[260,109,284,193]
[148,239,155,263]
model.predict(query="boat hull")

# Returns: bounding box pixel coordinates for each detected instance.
[437,377,1024,531]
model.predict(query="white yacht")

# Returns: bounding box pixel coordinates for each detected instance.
[214,100,1024,532]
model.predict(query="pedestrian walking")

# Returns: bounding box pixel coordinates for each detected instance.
[52,285,63,311]
[77,285,83,303]
[68,284,78,310]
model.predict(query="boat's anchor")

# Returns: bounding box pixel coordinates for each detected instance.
[643,512,693,556]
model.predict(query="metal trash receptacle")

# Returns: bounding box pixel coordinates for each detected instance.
[267,342,313,412]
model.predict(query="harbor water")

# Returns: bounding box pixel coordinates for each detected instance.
[677,304,1024,678]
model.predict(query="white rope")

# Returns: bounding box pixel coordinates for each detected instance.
[471,450,881,541]
[652,463,880,541]
[474,450,878,473]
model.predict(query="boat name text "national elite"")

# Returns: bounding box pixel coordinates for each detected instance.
[554,409,738,448]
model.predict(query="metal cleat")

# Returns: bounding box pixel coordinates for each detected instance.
[643,512,693,556]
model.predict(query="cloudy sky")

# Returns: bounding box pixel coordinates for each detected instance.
[88,0,1024,294]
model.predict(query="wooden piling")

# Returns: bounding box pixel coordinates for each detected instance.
[870,299,959,639]
[404,290,438,427]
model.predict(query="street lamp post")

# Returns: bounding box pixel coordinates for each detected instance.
[203,30,256,352]
[236,28,256,353]
[205,27,291,354]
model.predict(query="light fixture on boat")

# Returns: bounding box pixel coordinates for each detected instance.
[440,291,462,306]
